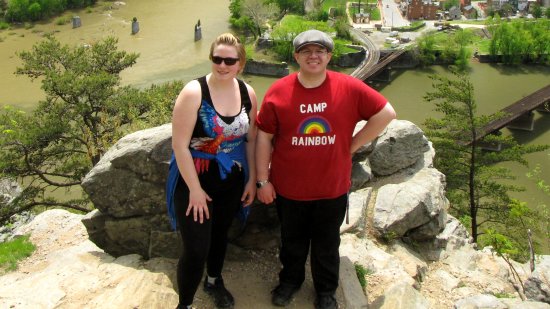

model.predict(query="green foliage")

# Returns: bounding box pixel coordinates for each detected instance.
[531,4,542,19]
[244,42,256,60]
[415,29,476,69]
[0,36,179,225]
[526,160,550,251]
[0,235,35,273]
[486,17,550,64]
[415,32,437,65]
[545,7,550,19]
[230,15,256,35]
[306,8,329,22]
[423,70,549,251]
[270,15,351,61]
[235,0,280,38]
[392,21,425,31]
[354,263,372,289]
[55,15,70,25]
[381,231,398,244]
[229,0,243,19]
[0,22,9,30]
[334,17,350,40]
[5,0,97,23]
[266,0,303,15]
[443,0,460,10]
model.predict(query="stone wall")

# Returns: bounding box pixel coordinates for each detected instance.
[243,59,289,77]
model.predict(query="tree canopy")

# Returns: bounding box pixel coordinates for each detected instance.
[4,0,97,22]
[0,36,179,224]
[423,69,549,260]
[486,17,550,64]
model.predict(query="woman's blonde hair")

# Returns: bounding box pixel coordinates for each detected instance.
[209,33,246,70]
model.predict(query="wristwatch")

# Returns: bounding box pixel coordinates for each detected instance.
[256,180,269,188]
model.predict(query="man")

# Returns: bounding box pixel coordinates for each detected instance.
[255,29,397,309]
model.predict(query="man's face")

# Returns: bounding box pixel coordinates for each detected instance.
[294,44,332,75]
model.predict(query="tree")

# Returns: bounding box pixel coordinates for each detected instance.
[423,70,548,249]
[240,0,280,38]
[526,160,550,251]
[27,2,42,21]
[531,4,542,19]
[229,0,257,36]
[444,0,460,10]
[0,36,178,224]
[5,0,29,22]
[487,18,550,64]
[415,32,437,65]
[545,7,550,19]
[266,0,303,15]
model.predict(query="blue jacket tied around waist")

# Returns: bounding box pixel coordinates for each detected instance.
[165,140,250,230]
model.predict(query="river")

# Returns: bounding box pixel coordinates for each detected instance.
[1,1,549,240]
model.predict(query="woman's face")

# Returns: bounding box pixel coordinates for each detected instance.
[210,44,242,80]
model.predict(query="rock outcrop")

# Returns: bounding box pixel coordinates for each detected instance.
[81,120,445,260]
[4,119,550,308]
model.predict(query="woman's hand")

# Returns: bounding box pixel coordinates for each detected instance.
[186,189,212,224]
[241,180,256,207]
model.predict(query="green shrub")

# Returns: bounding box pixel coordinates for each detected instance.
[55,16,70,25]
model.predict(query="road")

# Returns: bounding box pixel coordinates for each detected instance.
[380,0,410,27]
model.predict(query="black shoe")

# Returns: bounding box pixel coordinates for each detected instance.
[271,283,300,306]
[203,276,234,308]
[315,294,338,309]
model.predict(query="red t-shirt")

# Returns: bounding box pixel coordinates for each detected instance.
[256,70,388,201]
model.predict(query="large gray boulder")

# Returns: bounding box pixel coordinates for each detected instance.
[525,256,550,303]
[0,178,21,207]
[373,167,448,240]
[368,120,430,176]
[81,124,176,258]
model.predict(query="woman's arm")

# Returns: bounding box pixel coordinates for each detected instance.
[241,83,258,206]
[172,80,212,223]
[255,129,276,204]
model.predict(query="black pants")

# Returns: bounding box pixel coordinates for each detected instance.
[174,162,244,306]
[276,193,348,296]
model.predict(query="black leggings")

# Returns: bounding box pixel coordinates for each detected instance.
[174,162,244,306]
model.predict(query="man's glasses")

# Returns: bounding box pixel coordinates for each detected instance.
[298,49,328,56]
[211,56,240,66]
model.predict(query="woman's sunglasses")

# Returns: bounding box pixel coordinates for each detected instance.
[211,56,239,66]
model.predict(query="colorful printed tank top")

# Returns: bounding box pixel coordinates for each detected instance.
[189,76,251,174]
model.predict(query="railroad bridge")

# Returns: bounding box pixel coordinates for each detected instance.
[351,49,407,81]
[470,84,550,150]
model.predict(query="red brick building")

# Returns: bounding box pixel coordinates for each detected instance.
[407,0,439,19]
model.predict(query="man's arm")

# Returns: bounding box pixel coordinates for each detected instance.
[255,129,277,204]
[350,103,397,154]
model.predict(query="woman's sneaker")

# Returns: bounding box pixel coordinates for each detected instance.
[203,276,234,308]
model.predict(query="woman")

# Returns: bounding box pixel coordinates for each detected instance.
[169,33,257,309]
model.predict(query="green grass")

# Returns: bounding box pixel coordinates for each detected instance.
[354,262,373,289]
[321,0,346,11]
[0,22,9,30]
[0,235,36,273]
[55,15,71,26]
[450,20,487,25]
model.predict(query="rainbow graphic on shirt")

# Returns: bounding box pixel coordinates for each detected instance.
[298,116,332,135]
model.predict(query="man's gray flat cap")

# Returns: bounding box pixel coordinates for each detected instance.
[293,29,334,52]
